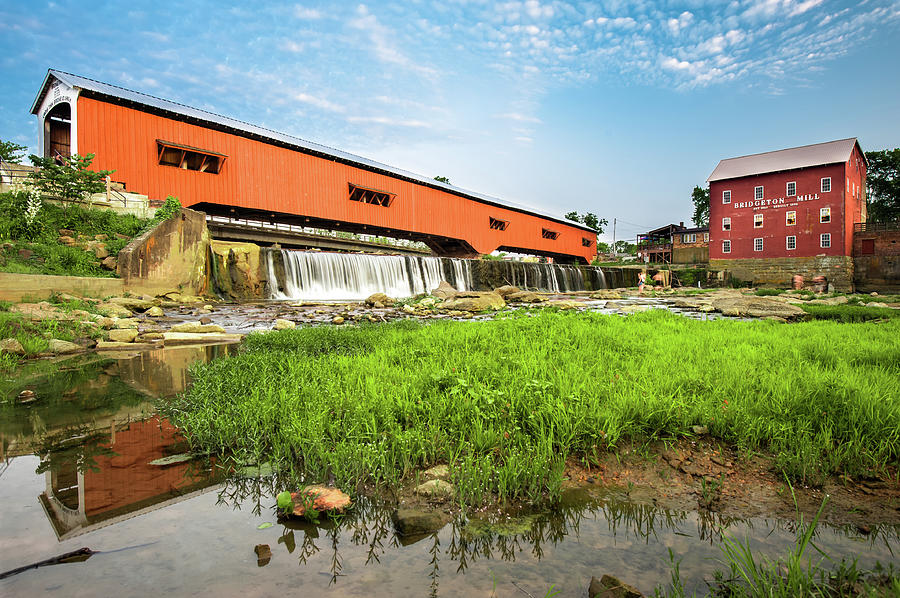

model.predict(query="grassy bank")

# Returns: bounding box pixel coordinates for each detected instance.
[0,190,150,277]
[163,311,900,505]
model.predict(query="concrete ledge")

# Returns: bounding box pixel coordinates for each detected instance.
[0,272,125,302]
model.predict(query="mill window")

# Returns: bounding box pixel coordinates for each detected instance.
[754,213,764,228]
[820,233,831,248]
[754,237,764,252]
[722,190,731,204]
[786,181,796,197]
[754,186,764,200]
[821,177,831,193]
[786,235,796,250]
[786,211,796,226]
[722,240,731,253]
[820,207,831,223]
[722,217,731,231]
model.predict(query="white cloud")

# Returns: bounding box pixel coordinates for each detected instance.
[348,5,437,77]
[667,11,694,35]
[294,92,345,113]
[294,6,321,19]
[495,112,543,123]
[347,115,432,128]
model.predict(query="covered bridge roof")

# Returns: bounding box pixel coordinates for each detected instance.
[32,69,595,234]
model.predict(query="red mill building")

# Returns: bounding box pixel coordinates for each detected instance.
[708,138,867,290]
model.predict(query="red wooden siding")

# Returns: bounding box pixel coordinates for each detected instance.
[77,96,595,262]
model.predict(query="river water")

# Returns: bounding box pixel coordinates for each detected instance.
[1,345,897,597]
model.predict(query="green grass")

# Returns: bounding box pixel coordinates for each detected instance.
[0,190,151,277]
[801,304,900,323]
[162,311,900,505]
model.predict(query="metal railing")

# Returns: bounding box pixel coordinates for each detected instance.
[206,215,431,252]
[855,221,900,233]
[0,159,131,207]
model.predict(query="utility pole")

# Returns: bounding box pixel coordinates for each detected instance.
[612,218,616,259]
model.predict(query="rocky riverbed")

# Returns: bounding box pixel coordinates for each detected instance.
[2,284,898,364]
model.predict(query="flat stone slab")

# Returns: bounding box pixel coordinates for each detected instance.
[414,479,454,500]
[96,341,161,351]
[163,332,243,346]
[169,322,227,333]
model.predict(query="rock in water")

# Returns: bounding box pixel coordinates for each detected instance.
[145,306,165,317]
[392,508,451,536]
[108,328,138,343]
[493,285,520,298]
[254,544,271,567]
[148,454,197,466]
[274,318,295,330]
[365,293,396,306]
[430,281,457,300]
[16,389,37,404]
[169,322,226,333]
[287,486,351,517]
[589,575,644,598]
[440,292,505,312]
[48,339,80,354]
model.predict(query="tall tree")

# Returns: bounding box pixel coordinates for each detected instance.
[865,149,900,222]
[564,211,608,234]
[691,186,710,227]
[0,139,27,163]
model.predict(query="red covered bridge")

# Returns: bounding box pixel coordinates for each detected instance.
[31,69,597,263]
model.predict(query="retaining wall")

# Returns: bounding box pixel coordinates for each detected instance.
[710,255,854,291]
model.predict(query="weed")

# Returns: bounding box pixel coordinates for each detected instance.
[163,311,900,507]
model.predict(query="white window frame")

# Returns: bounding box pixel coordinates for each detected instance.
[722,217,731,231]
[703,232,709,242]
[722,190,731,204]
[820,207,831,223]
[682,233,696,243]
[754,213,764,228]
[754,237,764,252]
[786,181,796,197]
[786,235,796,250]
[821,177,831,193]
[754,186,764,200]
[786,210,796,226]
[820,233,831,248]
[722,240,731,254]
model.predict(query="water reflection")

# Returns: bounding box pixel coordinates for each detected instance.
[1,345,235,540]
[213,473,900,594]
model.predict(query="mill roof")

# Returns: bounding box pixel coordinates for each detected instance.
[707,138,865,182]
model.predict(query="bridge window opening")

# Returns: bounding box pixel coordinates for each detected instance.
[157,140,224,174]
[582,237,592,247]
[542,228,559,240]
[349,183,394,207]
[489,217,508,231]
[44,102,71,159]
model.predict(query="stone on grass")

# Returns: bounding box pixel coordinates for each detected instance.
[0,338,25,356]
[145,306,164,317]
[48,339,80,354]
[692,425,709,435]
[169,322,226,334]
[274,318,295,330]
[589,575,643,598]
[108,328,138,343]
[424,464,450,480]
[96,302,133,318]
[287,486,352,517]
[332,316,345,325]
[414,479,454,500]
[392,508,451,536]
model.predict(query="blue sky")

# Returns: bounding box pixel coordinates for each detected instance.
[1,0,899,244]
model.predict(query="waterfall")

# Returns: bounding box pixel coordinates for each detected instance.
[265,250,612,301]
[268,251,471,301]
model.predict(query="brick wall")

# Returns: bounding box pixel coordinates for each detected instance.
[853,228,900,292]
[710,255,854,291]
